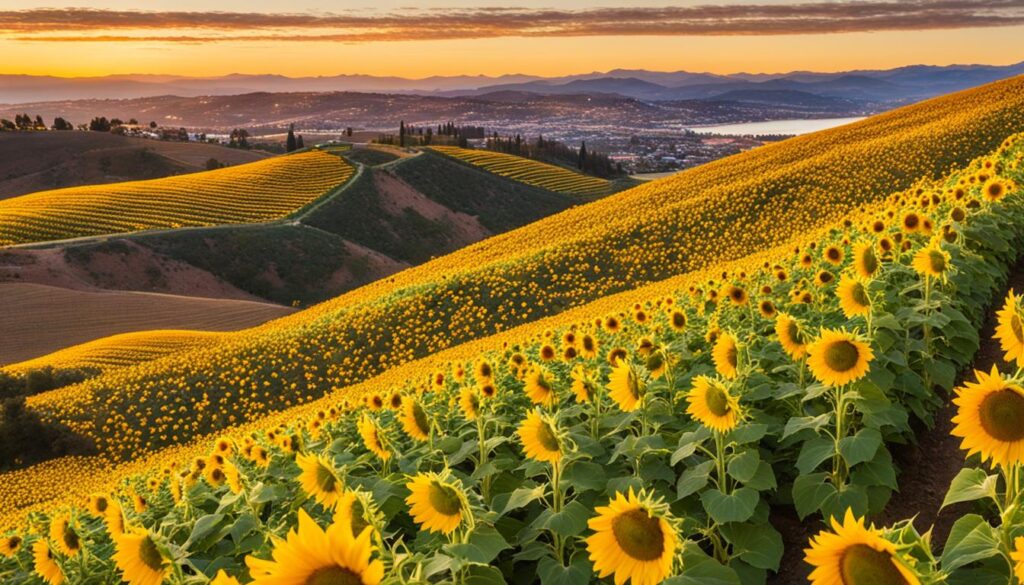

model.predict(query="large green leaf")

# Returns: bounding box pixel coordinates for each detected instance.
[941,514,1001,572]
[941,468,999,509]
[700,488,759,524]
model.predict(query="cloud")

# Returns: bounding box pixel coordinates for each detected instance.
[3,1,1024,43]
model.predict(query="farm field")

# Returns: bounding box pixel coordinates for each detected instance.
[2,119,1023,584]
[0,150,353,246]
[430,146,614,196]
[0,283,294,364]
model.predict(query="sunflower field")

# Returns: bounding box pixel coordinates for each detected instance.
[429,147,611,196]
[3,108,1024,585]
[0,151,354,246]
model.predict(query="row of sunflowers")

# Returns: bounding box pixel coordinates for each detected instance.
[1,134,1024,584]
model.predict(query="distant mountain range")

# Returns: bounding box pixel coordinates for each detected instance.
[2,62,1023,105]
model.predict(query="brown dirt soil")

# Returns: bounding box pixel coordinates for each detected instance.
[0,242,263,301]
[769,263,1024,583]
[325,240,410,291]
[373,170,490,243]
[0,282,295,365]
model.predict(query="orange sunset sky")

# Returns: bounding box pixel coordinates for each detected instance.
[1,1,1023,78]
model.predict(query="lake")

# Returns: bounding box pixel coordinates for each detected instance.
[686,117,866,136]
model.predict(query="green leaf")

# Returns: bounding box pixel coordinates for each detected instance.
[743,462,777,491]
[671,428,710,465]
[184,513,225,549]
[663,543,741,585]
[838,428,882,468]
[562,461,607,493]
[445,524,510,565]
[466,565,507,585]
[537,553,593,585]
[727,450,760,484]
[796,437,834,474]
[676,460,715,500]
[700,487,759,524]
[942,468,999,509]
[543,501,591,538]
[499,485,546,516]
[792,473,836,520]
[719,522,784,571]
[727,424,769,445]
[782,414,830,440]
[941,514,1001,572]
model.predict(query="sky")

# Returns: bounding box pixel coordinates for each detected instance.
[1,1,1023,78]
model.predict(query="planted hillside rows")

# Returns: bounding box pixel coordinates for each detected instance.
[430,146,611,196]
[1,134,1023,583]
[18,77,1024,462]
[0,151,354,246]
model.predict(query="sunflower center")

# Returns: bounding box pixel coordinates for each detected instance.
[350,499,370,536]
[94,497,108,513]
[138,535,164,572]
[839,544,909,585]
[536,420,562,452]
[1011,314,1024,343]
[8,536,21,550]
[786,321,804,345]
[305,566,364,585]
[726,345,737,368]
[860,249,878,275]
[823,341,861,373]
[63,526,79,552]
[928,250,947,273]
[427,481,463,516]
[851,283,870,307]
[978,389,1024,442]
[611,509,665,561]
[413,403,430,434]
[316,463,338,494]
[704,383,732,417]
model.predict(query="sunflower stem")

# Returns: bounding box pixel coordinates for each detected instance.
[831,385,849,490]
[714,431,729,494]
[477,415,490,502]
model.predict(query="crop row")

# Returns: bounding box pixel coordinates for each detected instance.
[430,146,611,196]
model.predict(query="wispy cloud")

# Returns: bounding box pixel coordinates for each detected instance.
[3,1,1023,43]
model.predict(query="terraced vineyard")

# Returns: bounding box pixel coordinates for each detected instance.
[2,330,226,377]
[430,146,611,195]
[0,151,353,246]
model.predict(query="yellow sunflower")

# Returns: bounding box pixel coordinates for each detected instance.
[357,414,391,461]
[517,409,563,463]
[0,534,21,557]
[1011,536,1024,583]
[807,329,873,387]
[400,397,432,441]
[995,290,1024,367]
[607,361,643,412]
[823,245,844,266]
[580,334,599,359]
[333,490,377,540]
[712,332,739,379]
[668,310,687,332]
[852,242,879,279]
[86,493,112,517]
[296,452,344,508]
[113,527,169,585]
[776,313,809,360]
[49,515,80,557]
[405,472,466,535]
[105,499,126,536]
[33,540,64,585]
[836,275,871,318]
[911,241,951,280]
[210,570,242,585]
[586,488,678,585]
[524,366,556,407]
[805,509,920,585]
[686,376,742,433]
[571,365,597,403]
[459,387,480,421]
[951,366,1024,469]
[474,359,494,382]
[246,509,384,585]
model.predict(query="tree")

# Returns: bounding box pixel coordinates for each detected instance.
[286,124,297,152]
[296,135,305,149]
[52,117,72,131]
[229,128,250,148]
[33,115,45,130]
[89,117,111,132]
[149,121,157,129]
[128,118,138,125]
[206,158,222,171]
[1,119,15,131]
[346,127,353,137]
[578,141,588,170]
[399,120,406,148]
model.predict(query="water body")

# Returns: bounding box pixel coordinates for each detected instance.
[686,117,866,136]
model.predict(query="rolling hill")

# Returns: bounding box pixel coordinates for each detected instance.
[15,74,1024,462]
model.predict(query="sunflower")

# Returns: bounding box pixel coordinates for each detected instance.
[586,488,678,585]
[951,366,1024,468]
[224,463,243,495]
[357,414,391,461]
[1011,536,1024,583]
[982,178,1008,202]
[49,515,80,557]
[459,387,480,421]
[911,241,951,280]
[774,313,806,358]
[246,509,384,585]
[607,361,643,412]
[686,376,741,433]
[113,527,169,585]
[400,397,432,441]
[297,452,344,508]
[571,365,597,403]
[105,500,126,536]
[474,359,494,382]
[580,334,598,358]
[995,290,1024,367]
[712,332,739,380]
[517,409,563,463]
[758,299,777,319]
[334,490,377,540]
[645,350,668,380]
[86,493,111,517]
[805,509,920,585]
[524,366,556,407]
[852,242,879,279]
[33,540,64,585]
[404,473,466,535]
[836,275,871,318]
[211,570,242,585]
[806,329,873,386]
[823,245,844,266]
[480,382,497,399]
[668,310,687,332]
[0,534,21,557]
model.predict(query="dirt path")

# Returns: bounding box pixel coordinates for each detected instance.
[768,261,1024,583]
